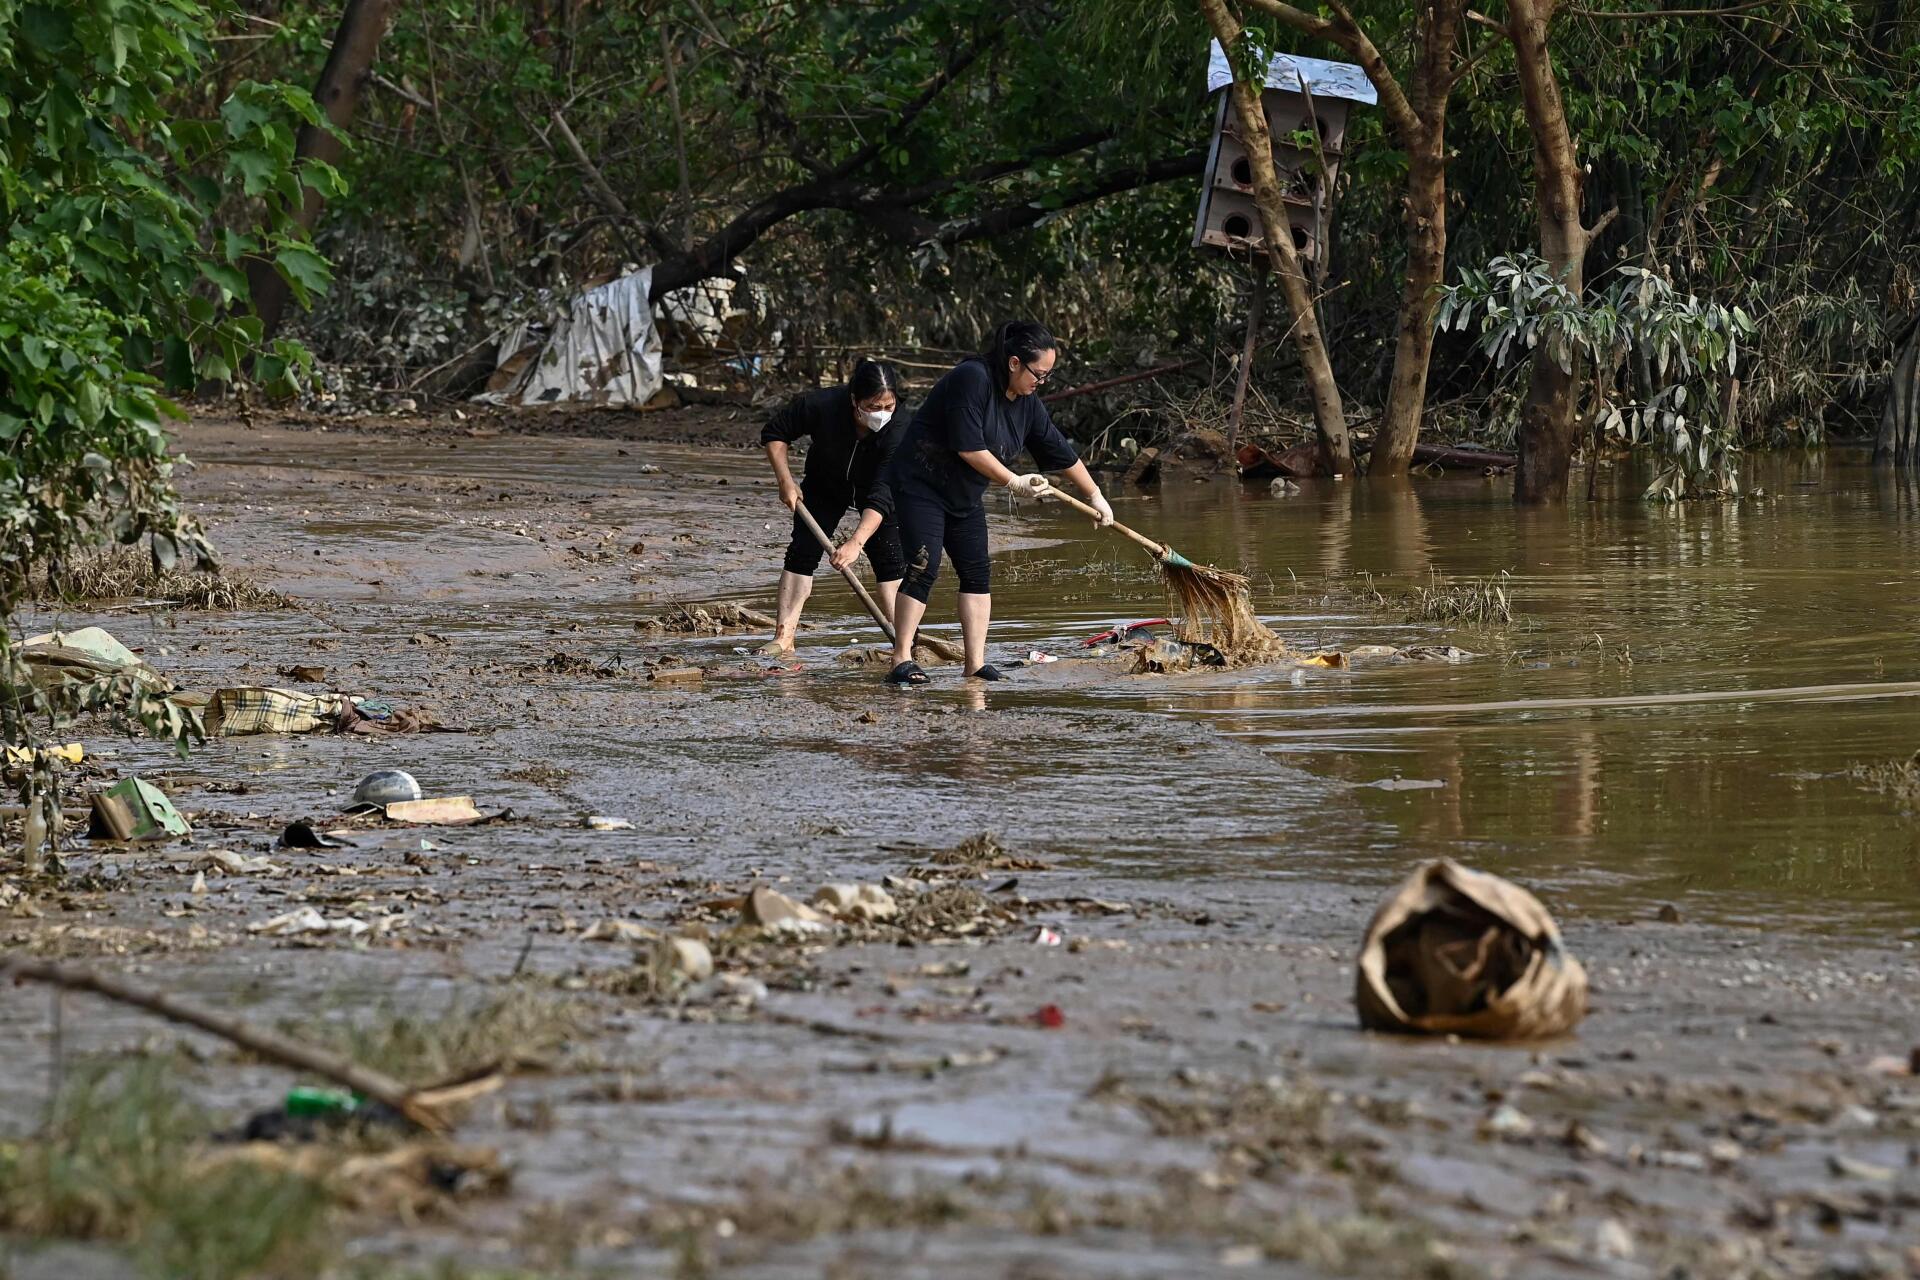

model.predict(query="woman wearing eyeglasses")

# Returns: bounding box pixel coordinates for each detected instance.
[833,320,1113,685]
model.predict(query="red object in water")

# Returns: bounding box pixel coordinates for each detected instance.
[1080,619,1170,648]
[1032,1004,1066,1029]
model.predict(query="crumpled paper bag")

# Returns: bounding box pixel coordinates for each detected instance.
[1355,859,1587,1040]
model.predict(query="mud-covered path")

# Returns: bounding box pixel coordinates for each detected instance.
[2,413,1917,1280]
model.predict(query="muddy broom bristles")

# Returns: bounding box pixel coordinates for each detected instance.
[1036,484,1288,666]
[1158,556,1288,663]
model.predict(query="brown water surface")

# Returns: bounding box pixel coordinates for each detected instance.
[841,455,1920,930]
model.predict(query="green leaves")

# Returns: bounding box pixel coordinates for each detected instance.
[1440,252,1755,501]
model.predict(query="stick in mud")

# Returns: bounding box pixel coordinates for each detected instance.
[2,957,449,1133]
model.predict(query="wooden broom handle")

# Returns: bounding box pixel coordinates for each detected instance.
[1038,483,1168,560]
[792,501,897,642]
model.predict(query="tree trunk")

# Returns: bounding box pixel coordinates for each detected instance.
[1505,0,1590,505]
[245,0,397,341]
[1369,0,1460,475]
[1873,315,1920,466]
[1196,0,1353,475]
[1373,128,1448,473]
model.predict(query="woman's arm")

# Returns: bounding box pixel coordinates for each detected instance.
[764,441,802,511]
[828,508,886,570]
[958,449,1019,488]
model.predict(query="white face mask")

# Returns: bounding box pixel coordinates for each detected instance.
[856,407,893,431]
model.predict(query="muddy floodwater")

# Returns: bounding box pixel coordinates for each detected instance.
[978,455,1920,930]
[3,417,1917,1280]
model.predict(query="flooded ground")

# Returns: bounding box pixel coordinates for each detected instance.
[3,413,1917,1279]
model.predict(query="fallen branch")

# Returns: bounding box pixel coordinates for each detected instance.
[2,957,448,1133]
[1043,359,1204,405]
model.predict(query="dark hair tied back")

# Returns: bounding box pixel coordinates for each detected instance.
[849,357,903,402]
[983,320,1057,392]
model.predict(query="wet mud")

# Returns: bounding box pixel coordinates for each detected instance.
[3,412,1918,1279]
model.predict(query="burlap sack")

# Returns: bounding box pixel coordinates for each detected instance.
[1355,859,1588,1040]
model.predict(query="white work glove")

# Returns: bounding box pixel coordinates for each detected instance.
[1088,491,1115,527]
[1010,473,1050,499]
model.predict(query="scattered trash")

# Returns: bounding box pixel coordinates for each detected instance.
[583,815,635,831]
[1132,637,1226,674]
[1828,1154,1896,1182]
[352,770,424,808]
[811,883,899,923]
[4,742,83,768]
[381,797,505,826]
[1592,1219,1636,1261]
[88,777,192,841]
[742,886,827,931]
[1031,1004,1067,1029]
[1482,1103,1535,1139]
[281,821,347,849]
[249,906,405,937]
[1269,476,1301,496]
[648,667,705,686]
[208,686,351,736]
[635,602,778,636]
[278,664,327,683]
[1025,650,1059,664]
[1082,619,1169,647]
[653,935,714,983]
[189,870,207,895]
[198,848,284,876]
[1032,926,1064,947]
[1400,645,1475,663]
[1355,858,1589,1040]
[581,920,657,943]
[20,626,171,691]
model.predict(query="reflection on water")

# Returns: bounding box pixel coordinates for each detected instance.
[799,454,1920,929]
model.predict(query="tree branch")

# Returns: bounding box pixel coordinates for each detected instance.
[1565,0,1773,16]
[1240,0,1426,146]
[830,33,1003,180]
[548,109,678,262]
[4,958,448,1132]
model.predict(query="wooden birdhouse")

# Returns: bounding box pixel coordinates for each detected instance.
[1194,42,1377,272]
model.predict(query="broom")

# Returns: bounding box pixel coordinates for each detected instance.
[792,504,966,664]
[1038,484,1285,659]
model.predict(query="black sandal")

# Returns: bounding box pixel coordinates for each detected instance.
[886,661,929,686]
[966,664,1006,681]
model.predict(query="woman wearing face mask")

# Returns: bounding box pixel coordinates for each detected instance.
[840,320,1112,684]
[758,357,907,655]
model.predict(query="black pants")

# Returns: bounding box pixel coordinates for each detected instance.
[782,491,906,581]
[896,483,990,603]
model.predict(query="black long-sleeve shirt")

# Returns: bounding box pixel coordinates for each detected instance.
[760,385,903,509]
[868,358,1079,518]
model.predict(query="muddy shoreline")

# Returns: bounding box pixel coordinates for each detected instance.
[3,409,1917,1280]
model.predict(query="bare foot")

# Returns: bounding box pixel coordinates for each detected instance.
[756,638,794,656]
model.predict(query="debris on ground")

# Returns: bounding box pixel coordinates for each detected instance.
[352,770,423,808]
[1355,858,1588,1040]
[635,602,780,636]
[372,797,508,827]
[21,626,172,692]
[811,883,899,923]
[582,815,635,831]
[742,886,829,934]
[88,778,192,842]
[199,1140,506,1215]
[249,907,409,938]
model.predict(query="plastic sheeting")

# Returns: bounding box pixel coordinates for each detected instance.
[477,267,663,407]
[1204,39,1378,104]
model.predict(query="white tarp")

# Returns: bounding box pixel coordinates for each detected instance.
[477,267,663,406]
[1205,39,1378,105]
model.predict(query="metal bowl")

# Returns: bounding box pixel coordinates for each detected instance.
[350,769,422,808]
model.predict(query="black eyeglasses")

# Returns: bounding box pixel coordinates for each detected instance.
[1018,359,1055,386]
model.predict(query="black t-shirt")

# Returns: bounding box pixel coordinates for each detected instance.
[870,358,1078,517]
[759,384,903,509]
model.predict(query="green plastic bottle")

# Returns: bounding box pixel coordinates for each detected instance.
[284,1086,360,1118]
